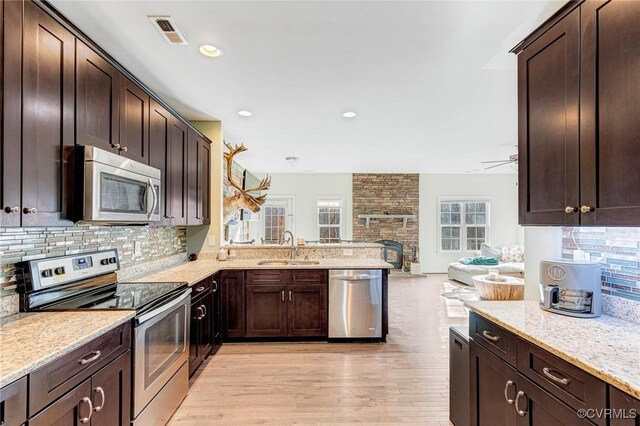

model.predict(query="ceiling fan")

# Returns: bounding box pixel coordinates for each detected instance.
[481,153,518,170]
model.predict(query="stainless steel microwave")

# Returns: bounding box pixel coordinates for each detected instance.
[76,146,161,223]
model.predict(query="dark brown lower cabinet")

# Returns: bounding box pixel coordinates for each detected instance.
[610,386,640,426]
[212,274,222,348]
[30,350,131,426]
[220,271,245,338]
[0,377,27,426]
[189,284,214,376]
[246,285,288,337]
[287,284,327,337]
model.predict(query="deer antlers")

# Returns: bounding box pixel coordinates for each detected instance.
[224,141,271,207]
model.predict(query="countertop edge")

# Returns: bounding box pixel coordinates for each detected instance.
[465,303,640,400]
[0,312,135,388]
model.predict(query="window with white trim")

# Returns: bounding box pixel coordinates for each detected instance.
[439,200,490,252]
[263,205,287,244]
[317,200,342,243]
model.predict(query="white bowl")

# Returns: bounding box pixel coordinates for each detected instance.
[472,275,524,301]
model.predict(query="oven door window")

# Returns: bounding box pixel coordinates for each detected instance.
[144,307,186,388]
[100,172,147,214]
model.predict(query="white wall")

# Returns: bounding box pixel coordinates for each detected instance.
[254,173,353,242]
[523,226,562,300]
[419,174,522,273]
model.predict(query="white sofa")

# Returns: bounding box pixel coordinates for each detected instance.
[447,261,525,286]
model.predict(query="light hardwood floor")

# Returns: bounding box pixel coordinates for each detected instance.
[169,273,468,425]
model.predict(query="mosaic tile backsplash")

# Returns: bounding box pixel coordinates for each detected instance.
[562,227,640,323]
[0,225,187,298]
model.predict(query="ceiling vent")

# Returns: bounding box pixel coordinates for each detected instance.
[148,16,187,45]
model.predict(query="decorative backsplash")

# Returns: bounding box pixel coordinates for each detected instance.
[562,227,640,323]
[0,225,187,297]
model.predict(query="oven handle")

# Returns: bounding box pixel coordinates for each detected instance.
[136,288,191,325]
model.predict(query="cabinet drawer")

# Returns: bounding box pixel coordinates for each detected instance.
[288,270,327,284]
[517,337,607,425]
[192,276,212,296]
[469,312,517,366]
[0,377,27,426]
[29,321,131,416]
[246,270,286,285]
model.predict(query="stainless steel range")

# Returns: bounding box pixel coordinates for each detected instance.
[18,249,190,425]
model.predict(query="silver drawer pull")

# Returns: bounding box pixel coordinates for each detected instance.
[504,380,515,405]
[213,280,218,292]
[79,350,101,365]
[515,391,527,416]
[542,367,570,385]
[482,330,500,342]
[282,290,285,301]
[93,386,105,412]
[195,286,205,292]
[79,397,93,423]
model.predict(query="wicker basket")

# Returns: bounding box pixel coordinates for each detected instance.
[472,275,524,301]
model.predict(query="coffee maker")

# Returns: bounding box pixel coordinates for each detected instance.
[539,259,602,318]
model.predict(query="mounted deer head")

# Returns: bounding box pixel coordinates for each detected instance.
[223,141,271,223]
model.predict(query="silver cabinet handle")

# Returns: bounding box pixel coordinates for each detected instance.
[93,386,105,412]
[23,207,37,214]
[79,397,93,423]
[482,330,500,342]
[565,206,578,214]
[4,206,19,214]
[503,380,515,405]
[195,306,203,319]
[289,291,292,302]
[195,286,205,292]
[119,146,128,152]
[542,367,570,385]
[201,304,207,318]
[515,391,527,416]
[213,281,218,292]
[79,350,101,365]
[580,205,594,213]
[281,291,285,301]
[111,143,121,149]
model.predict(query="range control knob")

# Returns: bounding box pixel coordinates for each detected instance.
[108,257,117,264]
[54,267,65,275]
[41,269,53,278]
[100,259,110,266]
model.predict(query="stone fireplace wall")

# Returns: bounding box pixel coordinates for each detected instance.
[352,174,419,261]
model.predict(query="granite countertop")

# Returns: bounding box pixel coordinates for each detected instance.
[465,300,640,399]
[0,311,134,388]
[132,258,394,286]
[224,243,383,249]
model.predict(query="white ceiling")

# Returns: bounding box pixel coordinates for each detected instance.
[52,0,562,174]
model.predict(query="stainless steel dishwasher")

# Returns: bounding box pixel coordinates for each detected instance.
[328,270,382,338]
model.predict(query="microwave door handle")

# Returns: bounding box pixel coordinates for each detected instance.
[145,179,155,219]
[149,180,158,219]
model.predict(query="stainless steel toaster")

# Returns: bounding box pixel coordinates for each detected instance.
[539,259,602,318]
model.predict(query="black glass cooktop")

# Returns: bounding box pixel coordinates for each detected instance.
[31,281,188,313]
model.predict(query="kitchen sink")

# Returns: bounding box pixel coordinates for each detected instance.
[256,260,321,266]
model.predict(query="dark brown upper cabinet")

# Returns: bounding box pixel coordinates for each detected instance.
[76,39,120,154]
[167,118,189,225]
[516,6,580,226]
[119,76,149,163]
[149,99,171,223]
[1,1,74,227]
[515,0,640,226]
[579,0,640,226]
[187,129,211,225]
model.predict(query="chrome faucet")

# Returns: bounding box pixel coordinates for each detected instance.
[280,230,297,260]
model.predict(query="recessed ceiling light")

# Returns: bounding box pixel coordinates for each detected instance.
[342,111,357,118]
[237,110,253,117]
[199,44,222,57]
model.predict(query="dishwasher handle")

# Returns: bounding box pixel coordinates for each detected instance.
[333,275,373,281]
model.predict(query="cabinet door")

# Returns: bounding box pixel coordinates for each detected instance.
[118,76,149,163]
[287,284,327,337]
[212,275,222,345]
[0,377,27,426]
[1,0,22,227]
[470,341,518,426]
[610,386,640,426]
[21,0,75,226]
[90,351,131,426]
[199,139,211,225]
[220,271,245,338]
[189,298,202,376]
[580,0,640,225]
[29,380,92,426]
[186,129,201,225]
[149,100,170,223]
[198,293,213,358]
[76,40,120,153]
[246,285,287,337]
[517,8,580,225]
[514,373,593,426]
[167,117,188,225]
